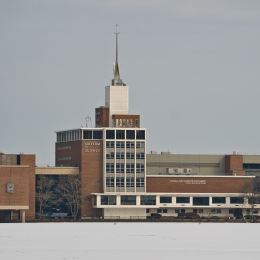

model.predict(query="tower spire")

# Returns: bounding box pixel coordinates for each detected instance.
[115,24,119,69]
[112,25,124,86]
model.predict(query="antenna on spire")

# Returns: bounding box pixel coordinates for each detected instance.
[115,24,119,67]
[111,25,124,86]
[113,25,121,80]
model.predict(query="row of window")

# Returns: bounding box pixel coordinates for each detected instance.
[57,157,71,161]
[146,209,260,214]
[101,195,152,205]
[57,146,71,150]
[149,209,223,214]
[100,195,260,208]
[106,130,145,140]
[106,153,145,159]
[243,163,260,170]
[57,131,79,142]
[106,163,145,173]
[106,141,145,148]
[57,130,145,142]
[106,178,145,188]
[159,196,252,205]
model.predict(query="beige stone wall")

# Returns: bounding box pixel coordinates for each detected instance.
[146,154,225,175]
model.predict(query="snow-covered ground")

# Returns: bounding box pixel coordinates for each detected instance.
[0,222,259,260]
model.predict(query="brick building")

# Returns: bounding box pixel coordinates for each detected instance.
[1,33,260,222]
[0,153,35,222]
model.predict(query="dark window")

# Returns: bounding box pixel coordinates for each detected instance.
[116,177,124,187]
[106,130,115,139]
[136,142,145,148]
[141,196,156,205]
[229,209,234,214]
[146,209,149,213]
[160,197,172,203]
[230,197,244,204]
[106,141,114,148]
[249,197,260,204]
[121,195,136,205]
[106,152,114,159]
[163,209,167,213]
[126,141,134,148]
[126,163,135,173]
[116,130,125,139]
[126,153,134,160]
[193,209,197,213]
[136,177,145,187]
[106,163,114,173]
[217,209,221,214]
[136,130,145,140]
[101,195,116,205]
[93,131,102,139]
[212,197,226,204]
[136,153,145,159]
[126,177,135,187]
[199,209,203,213]
[181,209,185,213]
[116,141,125,148]
[193,197,209,206]
[176,197,190,203]
[136,163,145,174]
[83,130,92,139]
[243,163,260,169]
[175,209,179,213]
[116,152,124,159]
[126,130,135,140]
[106,178,114,187]
[116,163,124,173]
[157,209,162,213]
[17,155,20,165]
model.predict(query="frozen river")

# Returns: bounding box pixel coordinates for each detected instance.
[0,222,259,260]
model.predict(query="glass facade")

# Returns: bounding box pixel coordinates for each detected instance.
[105,129,146,193]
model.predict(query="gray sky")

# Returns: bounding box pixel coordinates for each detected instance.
[1,0,260,165]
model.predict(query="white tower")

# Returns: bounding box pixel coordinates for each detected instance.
[105,25,129,126]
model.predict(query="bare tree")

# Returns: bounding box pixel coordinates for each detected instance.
[36,175,56,217]
[56,174,81,220]
[240,177,260,221]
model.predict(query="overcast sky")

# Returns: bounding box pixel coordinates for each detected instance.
[1,0,260,165]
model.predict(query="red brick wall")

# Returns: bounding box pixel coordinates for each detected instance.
[55,140,103,217]
[146,176,253,193]
[56,141,82,167]
[20,155,35,218]
[0,167,30,208]
[225,155,243,173]
[95,107,109,127]
[112,114,140,128]
[80,140,103,217]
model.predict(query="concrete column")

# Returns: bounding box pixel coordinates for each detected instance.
[116,195,121,205]
[22,210,25,223]
[209,196,212,207]
[96,195,101,206]
[156,195,160,205]
[136,195,140,206]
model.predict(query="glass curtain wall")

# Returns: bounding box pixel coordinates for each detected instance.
[105,129,146,193]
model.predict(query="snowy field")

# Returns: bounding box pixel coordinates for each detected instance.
[1,222,260,260]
